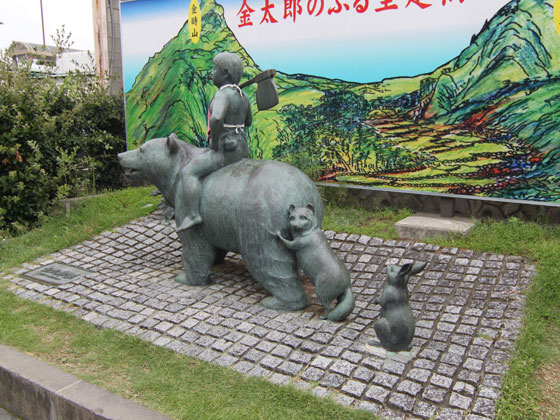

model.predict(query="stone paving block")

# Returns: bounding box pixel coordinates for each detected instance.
[322,345,345,358]
[396,380,423,397]
[198,349,220,362]
[288,350,312,365]
[300,341,324,354]
[243,349,265,363]
[276,361,302,376]
[354,400,382,414]
[301,367,323,382]
[271,344,291,358]
[341,380,366,398]
[319,373,345,389]
[437,408,467,420]
[256,340,276,353]
[372,372,400,389]
[382,359,406,375]
[211,339,232,352]
[430,373,453,389]
[214,354,238,367]
[423,385,447,404]
[449,392,473,410]
[364,384,390,404]
[413,401,438,419]
[388,392,415,413]
[310,355,332,369]
[8,212,535,420]
[352,366,375,383]
[260,355,283,370]
[472,397,496,418]
[437,363,458,377]
[330,360,356,377]
[407,368,431,383]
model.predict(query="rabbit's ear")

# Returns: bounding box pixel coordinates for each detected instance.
[397,263,414,286]
[400,263,413,276]
[410,261,427,276]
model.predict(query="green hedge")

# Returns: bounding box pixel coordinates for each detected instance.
[0,50,126,234]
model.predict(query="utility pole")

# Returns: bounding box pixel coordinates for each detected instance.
[92,0,109,86]
[92,0,124,95]
[40,0,46,46]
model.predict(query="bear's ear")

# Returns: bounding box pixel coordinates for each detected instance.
[288,204,296,213]
[166,134,179,155]
[306,203,315,214]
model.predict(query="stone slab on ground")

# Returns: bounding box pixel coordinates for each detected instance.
[395,213,476,240]
[5,212,535,420]
[0,344,169,420]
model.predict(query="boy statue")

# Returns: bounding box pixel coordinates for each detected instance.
[176,52,252,232]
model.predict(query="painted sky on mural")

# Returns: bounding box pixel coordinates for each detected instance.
[121,0,512,91]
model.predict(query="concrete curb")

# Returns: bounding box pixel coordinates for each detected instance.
[0,345,169,420]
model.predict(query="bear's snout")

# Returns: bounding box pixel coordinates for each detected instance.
[117,150,140,171]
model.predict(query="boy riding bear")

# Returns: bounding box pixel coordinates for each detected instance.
[176,52,252,231]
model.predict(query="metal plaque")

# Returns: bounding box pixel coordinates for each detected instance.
[23,263,91,286]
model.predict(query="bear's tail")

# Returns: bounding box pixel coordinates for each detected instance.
[328,286,355,322]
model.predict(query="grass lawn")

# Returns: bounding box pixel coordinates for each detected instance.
[1,186,559,419]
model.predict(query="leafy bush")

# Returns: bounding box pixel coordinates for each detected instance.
[0,36,126,234]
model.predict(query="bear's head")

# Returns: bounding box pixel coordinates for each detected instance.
[118,134,186,189]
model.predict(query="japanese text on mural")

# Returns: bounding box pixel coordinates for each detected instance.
[237,0,465,27]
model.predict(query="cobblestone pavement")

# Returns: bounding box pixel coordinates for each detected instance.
[6,213,535,420]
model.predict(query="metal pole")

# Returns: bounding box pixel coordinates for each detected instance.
[40,0,46,46]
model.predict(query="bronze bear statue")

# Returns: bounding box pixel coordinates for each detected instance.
[119,134,352,320]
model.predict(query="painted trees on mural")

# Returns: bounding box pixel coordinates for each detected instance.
[125,0,560,203]
[273,90,433,180]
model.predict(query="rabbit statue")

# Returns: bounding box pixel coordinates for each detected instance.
[371,261,427,352]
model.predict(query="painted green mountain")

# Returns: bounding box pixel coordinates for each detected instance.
[124,0,342,151]
[125,0,560,203]
[425,0,560,160]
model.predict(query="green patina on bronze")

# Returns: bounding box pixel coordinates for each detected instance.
[119,134,328,312]
[371,262,427,352]
[119,52,353,318]
[277,204,354,322]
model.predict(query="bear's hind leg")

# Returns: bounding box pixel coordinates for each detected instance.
[247,263,307,311]
[214,249,228,265]
[261,294,306,311]
[240,227,306,311]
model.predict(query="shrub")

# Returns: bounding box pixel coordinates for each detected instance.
[0,37,126,235]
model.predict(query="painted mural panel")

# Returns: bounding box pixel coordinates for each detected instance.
[121,0,560,204]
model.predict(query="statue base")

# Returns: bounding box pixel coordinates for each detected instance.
[364,341,417,362]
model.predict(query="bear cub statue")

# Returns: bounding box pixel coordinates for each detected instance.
[371,261,427,352]
[277,204,354,322]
